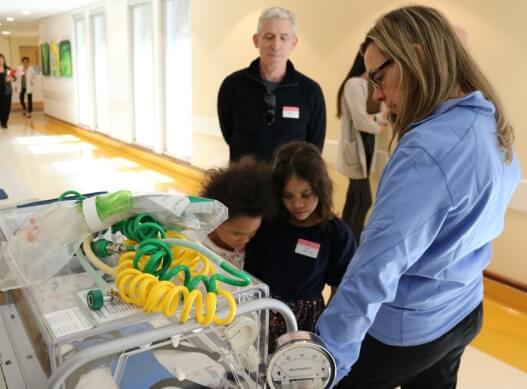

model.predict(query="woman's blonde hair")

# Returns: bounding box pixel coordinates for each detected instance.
[365,5,514,162]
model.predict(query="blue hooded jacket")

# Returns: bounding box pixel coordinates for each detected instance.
[316,91,521,383]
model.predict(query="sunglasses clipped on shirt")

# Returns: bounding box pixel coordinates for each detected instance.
[263,92,276,125]
[368,58,394,89]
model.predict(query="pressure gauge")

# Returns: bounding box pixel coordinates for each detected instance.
[267,331,336,389]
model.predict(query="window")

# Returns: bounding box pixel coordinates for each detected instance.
[92,13,110,133]
[164,0,192,160]
[74,17,91,127]
[130,2,154,148]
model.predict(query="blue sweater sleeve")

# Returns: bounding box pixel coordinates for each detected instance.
[316,146,453,382]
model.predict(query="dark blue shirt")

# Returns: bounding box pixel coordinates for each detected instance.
[245,218,356,300]
[217,58,326,161]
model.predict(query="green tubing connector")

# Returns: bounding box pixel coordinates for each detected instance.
[87,289,105,310]
[91,239,112,257]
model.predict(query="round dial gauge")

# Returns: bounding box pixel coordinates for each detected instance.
[267,331,336,389]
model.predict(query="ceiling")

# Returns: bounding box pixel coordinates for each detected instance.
[0,0,99,36]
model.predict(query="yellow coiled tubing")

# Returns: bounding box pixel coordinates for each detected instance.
[115,231,236,325]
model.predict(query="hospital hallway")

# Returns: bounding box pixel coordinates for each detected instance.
[0,113,526,388]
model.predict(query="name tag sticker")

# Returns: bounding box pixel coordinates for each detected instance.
[282,106,300,119]
[295,238,320,259]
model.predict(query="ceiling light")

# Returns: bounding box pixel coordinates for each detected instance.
[1,31,10,35]
[6,17,15,22]
[22,11,31,16]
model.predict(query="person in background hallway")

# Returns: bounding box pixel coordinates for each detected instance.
[245,141,356,352]
[316,5,521,388]
[15,56,36,119]
[0,54,14,129]
[200,157,273,269]
[217,6,326,162]
[336,43,389,242]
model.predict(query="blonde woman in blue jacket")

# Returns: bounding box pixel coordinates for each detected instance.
[336,45,388,242]
[318,5,521,388]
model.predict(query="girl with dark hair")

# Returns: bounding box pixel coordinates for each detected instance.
[200,156,273,269]
[0,54,14,129]
[245,141,356,351]
[336,44,389,242]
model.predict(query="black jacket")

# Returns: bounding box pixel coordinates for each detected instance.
[217,58,326,161]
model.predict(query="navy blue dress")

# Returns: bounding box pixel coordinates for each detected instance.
[245,217,356,351]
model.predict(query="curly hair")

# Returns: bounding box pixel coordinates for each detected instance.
[200,157,273,220]
[272,141,334,222]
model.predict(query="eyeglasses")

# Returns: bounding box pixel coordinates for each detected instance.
[263,93,276,125]
[368,58,394,89]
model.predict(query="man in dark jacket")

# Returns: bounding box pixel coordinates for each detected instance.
[217,6,326,162]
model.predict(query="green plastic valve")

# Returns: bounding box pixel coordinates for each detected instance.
[87,289,112,310]
[91,239,112,257]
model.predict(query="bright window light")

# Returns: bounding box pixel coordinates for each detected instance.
[164,0,192,161]
[27,143,95,155]
[74,17,91,127]
[131,3,155,148]
[92,13,110,133]
[15,135,79,145]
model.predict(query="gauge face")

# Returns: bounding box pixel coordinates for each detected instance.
[268,342,334,388]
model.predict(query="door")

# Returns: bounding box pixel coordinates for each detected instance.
[19,46,39,66]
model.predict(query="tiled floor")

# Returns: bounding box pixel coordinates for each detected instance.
[1,112,526,388]
[0,113,198,207]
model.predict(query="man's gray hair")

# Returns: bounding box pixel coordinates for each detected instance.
[257,6,296,34]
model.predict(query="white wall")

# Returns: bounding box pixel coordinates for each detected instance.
[39,12,78,124]
[0,37,10,61]
[38,1,134,142]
